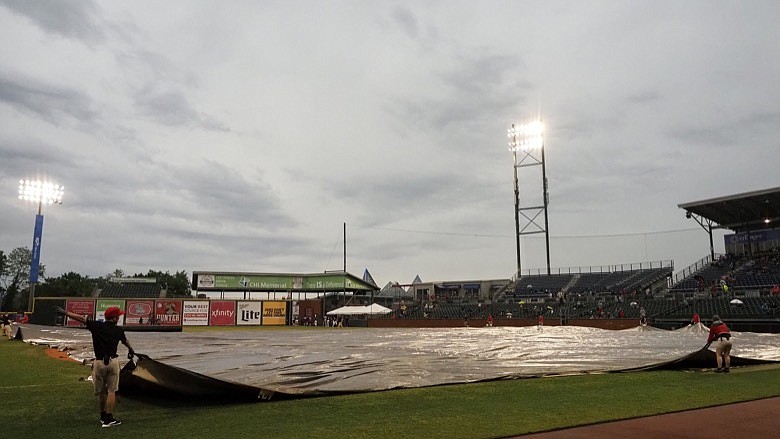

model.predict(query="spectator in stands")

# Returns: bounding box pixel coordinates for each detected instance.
[706,315,732,373]
[54,306,135,427]
[1,313,13,340]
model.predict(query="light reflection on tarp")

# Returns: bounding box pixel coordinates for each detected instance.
[20,324,780,398]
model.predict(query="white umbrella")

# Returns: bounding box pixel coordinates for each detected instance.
[729,299,743,305]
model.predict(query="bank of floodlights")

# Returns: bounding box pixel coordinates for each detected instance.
[507,120,544,152]
[18,179,65,205]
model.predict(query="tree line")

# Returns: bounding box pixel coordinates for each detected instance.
[0,246,192,312]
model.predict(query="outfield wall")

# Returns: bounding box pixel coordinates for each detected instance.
[30,298,289,327]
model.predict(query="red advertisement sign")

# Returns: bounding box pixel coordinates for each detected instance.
[66,300,95,327]
[125,300,155,326]
[154,300,182,326]
[209,301,236,326]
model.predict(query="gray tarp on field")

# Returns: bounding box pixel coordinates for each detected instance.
[18,323,780,400]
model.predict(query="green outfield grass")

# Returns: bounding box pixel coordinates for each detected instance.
[2,338,779,439]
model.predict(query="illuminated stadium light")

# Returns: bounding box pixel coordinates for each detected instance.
[508,120,544,151]
[18,179,64,204]
[18,177,65,312]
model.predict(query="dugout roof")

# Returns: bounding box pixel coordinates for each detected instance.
[678,187,780,232]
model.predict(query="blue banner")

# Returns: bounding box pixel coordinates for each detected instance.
[725,229,780,245]
[30,214,44,283]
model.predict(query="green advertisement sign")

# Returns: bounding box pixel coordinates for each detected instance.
[213,275,292,290]
[96,299,126,324]
[97,299,126,313]
[202,273,373,291]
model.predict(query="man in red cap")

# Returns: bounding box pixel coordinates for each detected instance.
[55,305,135,427]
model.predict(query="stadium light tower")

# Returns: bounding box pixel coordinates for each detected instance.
[508,120,551,276]
[18,179,64,312]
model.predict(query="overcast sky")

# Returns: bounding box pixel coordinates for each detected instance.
[1,1,778,286]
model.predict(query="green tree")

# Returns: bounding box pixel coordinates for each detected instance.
[37,272,97,297]
[0,251,8,311]
[0,247,44,311]
[106,268,125,279]
[134,269,192,297]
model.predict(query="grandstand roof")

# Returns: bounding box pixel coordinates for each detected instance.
[678,187,780,232]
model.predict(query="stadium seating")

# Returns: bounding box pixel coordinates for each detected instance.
[509,267,671,298]
[100,283,162,298]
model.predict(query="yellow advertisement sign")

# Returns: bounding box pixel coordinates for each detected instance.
[262,301,287,325]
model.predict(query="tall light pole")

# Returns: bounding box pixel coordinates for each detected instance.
[18,179,64,312]
[507,120,551,276]
[509,126,522,278]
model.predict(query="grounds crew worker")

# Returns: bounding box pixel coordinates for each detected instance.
[1,313,13,339]
[705,314,732,373]
[54,305,135,427]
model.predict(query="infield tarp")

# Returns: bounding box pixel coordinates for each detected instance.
[17,323,780,401]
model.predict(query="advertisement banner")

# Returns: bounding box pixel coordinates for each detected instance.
[125,300,155,326]
[302,275,349,290]
[236,301,262,325]
[29,214,44,283]
[262,301,287,325]
[154,300,182,326]
[196,274,215,289]
[195,273,375,291]
[96,299,126,325]
[212,275,293,290]
[66,300,94,327]
[183,301,210,326]
[209,301,236,326]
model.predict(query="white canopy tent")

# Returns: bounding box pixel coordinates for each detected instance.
[362,303,391,314]
[326,306,364,315]
[326,303,392,316]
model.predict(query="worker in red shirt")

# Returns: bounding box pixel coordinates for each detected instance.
[691,312,701,325]
[706,315,732,373]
